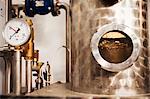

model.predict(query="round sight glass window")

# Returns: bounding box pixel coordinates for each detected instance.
[98,30,133,63]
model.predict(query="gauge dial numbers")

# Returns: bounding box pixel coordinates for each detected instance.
[3,18,31,46]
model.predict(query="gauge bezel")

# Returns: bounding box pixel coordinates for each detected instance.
[2,18,31,46]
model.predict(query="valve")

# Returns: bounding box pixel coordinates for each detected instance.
[25,0,57,17]
[43,61,51,86]
[35,76,43,89]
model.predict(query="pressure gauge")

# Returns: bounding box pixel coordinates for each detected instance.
[3,18,31,46]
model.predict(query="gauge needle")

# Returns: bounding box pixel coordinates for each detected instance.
[9,26,18,32]
[9,28,20,39]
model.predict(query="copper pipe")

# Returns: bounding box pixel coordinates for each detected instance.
[5,59,11,94]
[13,49,22,95]
[56,2,71,83]
[22,19,34,93]
[26,60,32,93]
[24,38,34,93]
[3,50,13,94]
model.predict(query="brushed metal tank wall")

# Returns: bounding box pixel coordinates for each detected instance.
[70,0,149,95]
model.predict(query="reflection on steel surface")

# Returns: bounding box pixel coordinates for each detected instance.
[70,0,149,95]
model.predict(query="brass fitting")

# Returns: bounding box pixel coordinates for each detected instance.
[34,50,39,62]
[33,50,44,71]
[22,19,34,60]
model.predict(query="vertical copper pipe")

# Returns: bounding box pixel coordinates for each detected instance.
[26,60,32,93]
[5,59,11,94]
[23,19,34,93]
[56,2,71,83]
[25,37,34,93]
[13,49,22,95]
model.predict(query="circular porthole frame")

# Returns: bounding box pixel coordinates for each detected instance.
[91,23,141,72]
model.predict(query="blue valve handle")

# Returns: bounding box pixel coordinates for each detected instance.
[25,0,54,17]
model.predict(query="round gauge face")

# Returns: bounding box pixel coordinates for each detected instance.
[3,18,31,46]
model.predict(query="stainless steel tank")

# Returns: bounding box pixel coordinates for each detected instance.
[70,0,150,96]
